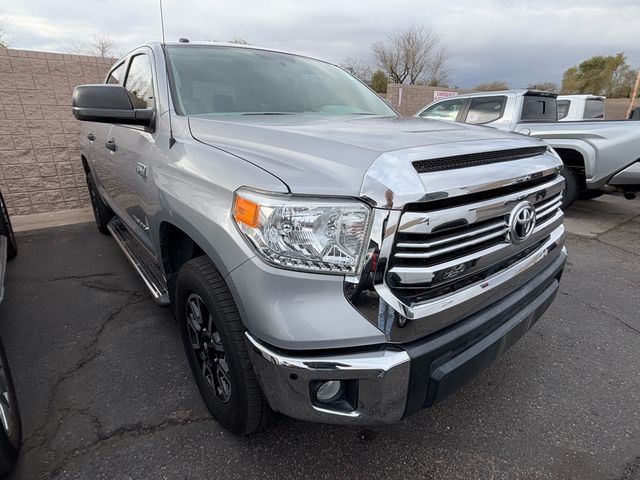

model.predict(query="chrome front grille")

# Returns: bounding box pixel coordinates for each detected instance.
[387,174,564,299]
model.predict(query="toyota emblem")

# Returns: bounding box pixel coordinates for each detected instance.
[508,202,536,244]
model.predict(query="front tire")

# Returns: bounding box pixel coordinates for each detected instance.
[176,256,270,434]
[0,191,17,260]
[85,173,113,235]
[560,167,578,210]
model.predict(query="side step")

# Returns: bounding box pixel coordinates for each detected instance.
[107,217,170,306]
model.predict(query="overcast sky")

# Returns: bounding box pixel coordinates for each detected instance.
[2,0,639,88]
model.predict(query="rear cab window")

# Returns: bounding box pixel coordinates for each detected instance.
[419,98,464,121]
[464,96,506,124]
[557,100,570,119]
[521,93,558,122]
[584,99,604,119]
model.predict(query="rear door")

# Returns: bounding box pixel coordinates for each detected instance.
[108,50,157,250]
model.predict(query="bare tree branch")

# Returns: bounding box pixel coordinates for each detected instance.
[0,8,11,48]
[228,37,250,45]
[372,25,448,85]
[339,56,373,81]
[67,32,118,58]
[474,80,510,91]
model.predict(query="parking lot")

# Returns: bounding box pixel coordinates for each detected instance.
[1,196,639,480]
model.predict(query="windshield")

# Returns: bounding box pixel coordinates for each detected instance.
[166,46,396,117]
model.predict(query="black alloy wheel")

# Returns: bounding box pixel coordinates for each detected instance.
[185,293,232,403]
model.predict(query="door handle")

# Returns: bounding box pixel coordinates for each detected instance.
[87,133,95,141]
[105,139,116,152]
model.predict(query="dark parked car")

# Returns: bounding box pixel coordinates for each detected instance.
[0,190,21,475]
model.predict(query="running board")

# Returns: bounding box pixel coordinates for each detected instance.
[107,217,170,306]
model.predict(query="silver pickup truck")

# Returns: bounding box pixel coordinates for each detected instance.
[417,90,640,208]
[72,42,566,434]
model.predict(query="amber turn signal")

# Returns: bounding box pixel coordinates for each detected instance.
[234,196,260,228]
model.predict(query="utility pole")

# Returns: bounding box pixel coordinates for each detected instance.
[626,70,640,119]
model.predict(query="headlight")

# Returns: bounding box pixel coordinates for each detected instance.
[232,188,372,274]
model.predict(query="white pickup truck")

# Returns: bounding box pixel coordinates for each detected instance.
[557,95,605,121]
[416,90,640,208]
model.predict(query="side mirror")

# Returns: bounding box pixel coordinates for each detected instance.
[72,84,154,127]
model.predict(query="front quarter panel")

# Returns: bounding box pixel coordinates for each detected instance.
[149,116,288,278]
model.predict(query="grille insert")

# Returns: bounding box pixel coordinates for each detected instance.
[412,146,547,173]
[386,174,564,302]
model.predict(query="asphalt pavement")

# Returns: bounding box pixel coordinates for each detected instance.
[1,197,639,480]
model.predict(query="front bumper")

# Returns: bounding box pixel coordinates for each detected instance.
[246,248,566,425]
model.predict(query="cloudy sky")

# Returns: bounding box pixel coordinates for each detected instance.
[2,0,639,88]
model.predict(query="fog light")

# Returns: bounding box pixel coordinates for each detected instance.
[315,380,344,403]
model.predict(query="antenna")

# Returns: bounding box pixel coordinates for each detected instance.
[159,0,176,148]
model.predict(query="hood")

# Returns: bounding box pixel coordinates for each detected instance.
[188,114,533,196]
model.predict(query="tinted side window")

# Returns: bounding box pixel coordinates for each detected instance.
[557,100,570,119]
[584,99,604,119]
[465,96,506,124]
[106,63,125,85]
[124,54,155,109]
[419,98,464,121]
[521,95,557,121]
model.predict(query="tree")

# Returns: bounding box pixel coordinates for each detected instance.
[427,46,449,86]
[0,9,11,48]
[371,25,448,85]
[340,56,373,82]
[228,37,249,45]
[371,70,389,93]
[474,80,509,92]
[67,32,118,58]
[204,35,250,45]
[561,53,638,97]
[528,81,558,93]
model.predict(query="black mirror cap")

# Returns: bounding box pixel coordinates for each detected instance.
[72,84,154,127]
[73,84,132,110]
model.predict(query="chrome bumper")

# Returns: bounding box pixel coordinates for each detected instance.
[245,333,410,425]
[246,245,566,425]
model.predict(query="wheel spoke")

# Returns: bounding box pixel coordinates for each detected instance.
[211,331,224,354]
[218,357,230,374]
[216,362,232,401]
[202,361,215,390]
[188,298,202,325]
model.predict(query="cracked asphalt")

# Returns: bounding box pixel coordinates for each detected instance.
[0,201,639,480]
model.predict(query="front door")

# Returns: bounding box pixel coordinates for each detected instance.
[109,51,157,251]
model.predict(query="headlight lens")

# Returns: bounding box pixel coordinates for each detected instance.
[233,188,371,274]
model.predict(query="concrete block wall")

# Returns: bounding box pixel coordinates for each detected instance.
[0,46,116,216]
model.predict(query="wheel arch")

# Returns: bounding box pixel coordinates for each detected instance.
[159,221,207,279]
[553,147,587,190]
